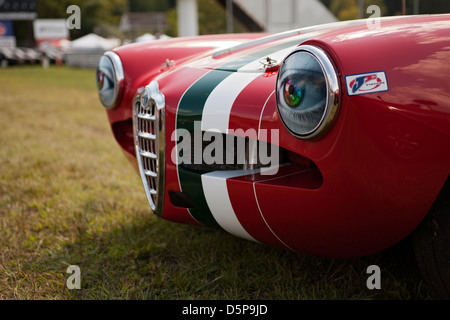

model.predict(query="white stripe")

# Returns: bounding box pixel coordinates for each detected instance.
[201,72,260,133]
[202,169,261,242]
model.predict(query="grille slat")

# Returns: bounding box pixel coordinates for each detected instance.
[140,150,157,159]
[138,131,156,140]
[144,170,157,178]
[138,113,156,121]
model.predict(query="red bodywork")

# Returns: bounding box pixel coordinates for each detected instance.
[104,15,450,258]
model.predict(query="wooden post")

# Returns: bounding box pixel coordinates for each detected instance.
[413,0,419,14]
[358,0,364,19]
[226,0,233,34]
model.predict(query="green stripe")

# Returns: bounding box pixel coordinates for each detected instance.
[177,70,230,131]
[178,167,220,228]
[177,70,231,229]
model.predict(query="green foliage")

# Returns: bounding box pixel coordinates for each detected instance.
[405,0,450,14]
[166,0,245,37]
[329,0,387,21]
[198,0,228,34]
[36,0,128,38]
[36,0,81,18]
[197,0,244,35]
[329,0,358,20]
[324,0,450,18]
[36,0,247,39]
[319,0,332,8]
[128,0,175,12]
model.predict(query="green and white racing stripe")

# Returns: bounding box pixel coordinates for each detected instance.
[175,40,303,235]
[201,169,261,242]
[176,70,230,229]
[201,72,260,133]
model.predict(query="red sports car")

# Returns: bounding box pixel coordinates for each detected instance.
[96,14,450,298]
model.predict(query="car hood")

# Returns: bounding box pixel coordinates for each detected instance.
[185,20,364,73]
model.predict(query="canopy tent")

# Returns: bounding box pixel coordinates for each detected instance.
[135,33,156,42]
[135,33,172,42]
[70,33,120,51]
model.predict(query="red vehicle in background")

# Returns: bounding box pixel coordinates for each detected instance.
[96,15,450,298]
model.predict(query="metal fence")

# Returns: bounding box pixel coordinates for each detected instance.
[63,50,105,69]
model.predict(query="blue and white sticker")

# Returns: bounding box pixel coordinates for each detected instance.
[345,71,388,96]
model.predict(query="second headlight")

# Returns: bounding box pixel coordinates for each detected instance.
[276,45,340,140]
[97,51,124,110]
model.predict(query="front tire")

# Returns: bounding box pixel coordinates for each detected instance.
[412,178,450,299]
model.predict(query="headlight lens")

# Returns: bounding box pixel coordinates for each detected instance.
[276,45,339,139]
[97,51,124,109]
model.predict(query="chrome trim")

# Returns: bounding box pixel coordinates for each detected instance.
[144,170,158,178]
[98,51,124,110]
[212,30,303,58]
[137,113,156,121]
[140,150,157,159]
[212,19,368,59]
[133,81,165,215]
[276,45,340,140]
[138,131,157,140]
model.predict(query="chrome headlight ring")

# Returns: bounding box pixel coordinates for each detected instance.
[97,51,124,110]
[276,45,340,140]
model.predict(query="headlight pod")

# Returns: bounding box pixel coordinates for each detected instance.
[97,51,124,109]
[276,45,340,140]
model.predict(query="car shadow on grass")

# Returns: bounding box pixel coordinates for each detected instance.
[29,208,433,300]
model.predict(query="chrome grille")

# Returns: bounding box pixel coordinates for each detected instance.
[133,81,165,215]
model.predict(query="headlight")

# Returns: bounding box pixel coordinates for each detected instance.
[97,51,124,109]
[276,45,339,139]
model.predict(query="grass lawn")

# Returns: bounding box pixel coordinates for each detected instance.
[0,65,433,300]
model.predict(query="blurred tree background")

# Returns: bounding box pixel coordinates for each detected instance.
[34,0,450,40]
[320,0,450,20]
